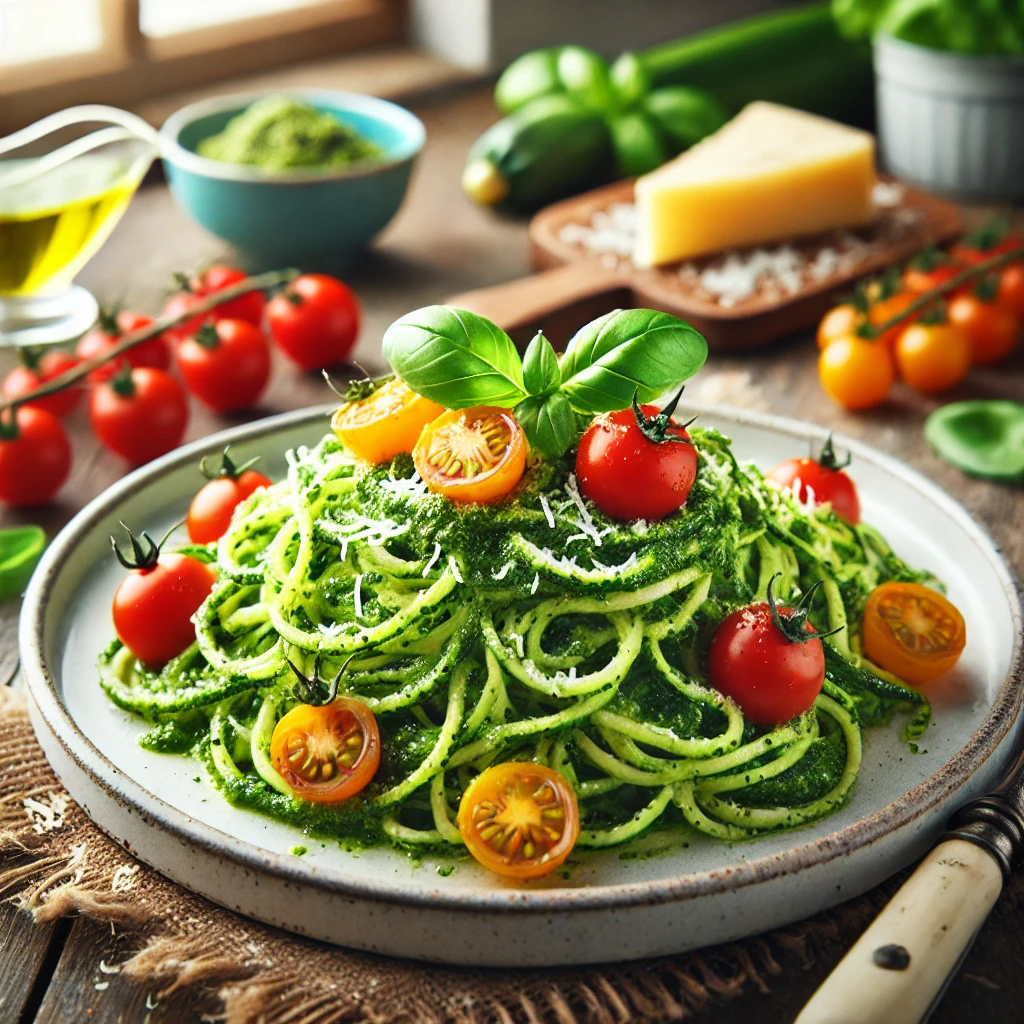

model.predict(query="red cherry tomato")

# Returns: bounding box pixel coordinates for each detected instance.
[997,262,1024,318]
[575,397,697,522]
[266,274,360,371]
[2,350,82,418]
[89,367,188,465]
[188,467,272,544]
[707,578,825,725]
[77,312,173,383]
[0,406,71,507]
[177,320,271,412]
[112,546,216,666]
[189,265,266,327]
[767,439,861,525]
[947,291,1020,365]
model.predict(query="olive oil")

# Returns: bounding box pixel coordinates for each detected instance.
[0,155,137,296]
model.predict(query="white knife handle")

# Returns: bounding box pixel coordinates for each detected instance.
[795,839,1003,1024]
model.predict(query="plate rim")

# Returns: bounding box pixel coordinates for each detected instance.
[20,403,1024,914]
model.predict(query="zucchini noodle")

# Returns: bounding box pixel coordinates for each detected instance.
[101,428,933,855]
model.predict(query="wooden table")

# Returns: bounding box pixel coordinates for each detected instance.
[2,84,1022,1024]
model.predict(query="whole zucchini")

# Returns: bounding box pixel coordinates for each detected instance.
[624,3,873,125]
[462,94,615,210]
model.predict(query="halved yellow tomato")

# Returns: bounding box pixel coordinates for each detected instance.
[862,582,966,686]
[331,378,443,464]
[457,762,579,879]
[413,405,526,504]
[270,699,380,803]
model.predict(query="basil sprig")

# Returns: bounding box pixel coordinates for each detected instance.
[382,305,708,458]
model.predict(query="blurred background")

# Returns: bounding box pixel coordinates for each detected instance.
[0,0,791,134]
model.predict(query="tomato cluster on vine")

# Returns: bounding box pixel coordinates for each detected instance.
[816,221,1024,412]
[0,268,360,507]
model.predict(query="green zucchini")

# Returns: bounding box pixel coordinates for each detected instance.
[494,48,563,114]
[624,3,872,125]
[462,94,614,210]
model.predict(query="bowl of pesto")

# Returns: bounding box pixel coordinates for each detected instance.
[160,91,425,266]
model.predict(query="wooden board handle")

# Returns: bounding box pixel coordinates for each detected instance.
[446,261,626,333]
[795,839,1003,1024]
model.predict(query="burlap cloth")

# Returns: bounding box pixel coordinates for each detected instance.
[1,685,1019,1024]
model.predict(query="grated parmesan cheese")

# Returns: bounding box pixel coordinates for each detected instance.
[491,561,515,580]
[448,556,464,583]
[539,493,555,529]
[353,574,363,619]
[564,474,602,547]
[422,541,442,577]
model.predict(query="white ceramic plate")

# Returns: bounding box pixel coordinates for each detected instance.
[21,405,1023,967]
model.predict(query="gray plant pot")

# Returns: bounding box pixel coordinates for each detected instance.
[874,33,1024,202]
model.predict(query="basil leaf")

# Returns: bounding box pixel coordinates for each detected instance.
[514,392,580,458]
[522,331,561,396]
[560,309,708,413]
[382,306,527,408]
[0,525,45,602]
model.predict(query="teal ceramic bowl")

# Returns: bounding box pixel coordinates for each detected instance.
[160,90,425,267]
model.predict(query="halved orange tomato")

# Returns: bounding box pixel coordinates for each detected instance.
[862,582,966,686]
[331,378,444,464]
[413,405,526,504]
[457,762,579,879]
[270,698,380,803]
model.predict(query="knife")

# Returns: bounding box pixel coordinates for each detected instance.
[795,744,1024,1024]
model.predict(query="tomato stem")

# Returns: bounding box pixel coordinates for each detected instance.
[0,408,20,441]
[193,323,220,349]
[323,368,394,403]
[864,241,1024,341]
[765,572,843,645]
[199,445,262,481]
[110,364,136,398]
[170,270,193,294]
[97,305,121,335]
[18,345,44,373]
[110,521,160,571]
[817,433,850,472]
[631,384,694,445]
[286,652,358,706]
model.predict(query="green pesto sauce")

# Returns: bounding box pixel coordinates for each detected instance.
[197,96,383,171]
[199,744,385,847]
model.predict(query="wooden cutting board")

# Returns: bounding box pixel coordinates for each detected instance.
[447,178,965,350]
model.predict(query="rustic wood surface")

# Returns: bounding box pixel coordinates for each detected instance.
[1,84,1021,1024]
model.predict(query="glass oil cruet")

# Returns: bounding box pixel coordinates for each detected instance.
[0,106,159,347]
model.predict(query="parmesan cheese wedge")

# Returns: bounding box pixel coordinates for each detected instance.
[634,102,877,268]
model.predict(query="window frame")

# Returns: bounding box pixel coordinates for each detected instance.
[1,0,408,132]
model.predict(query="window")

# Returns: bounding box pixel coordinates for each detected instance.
[0,0,103,66]
[1,0,407,135]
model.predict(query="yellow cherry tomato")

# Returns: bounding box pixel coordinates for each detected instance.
[862,582,966,686]
[270,699,380,804]
[817,303,864,351]
[331,378,444,464]
[413,405,526,504]
[818,336,895,410]
[895,322,971,393]
[457,762,579,879]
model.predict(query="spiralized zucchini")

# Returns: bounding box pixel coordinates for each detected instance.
[101,428,933,853]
